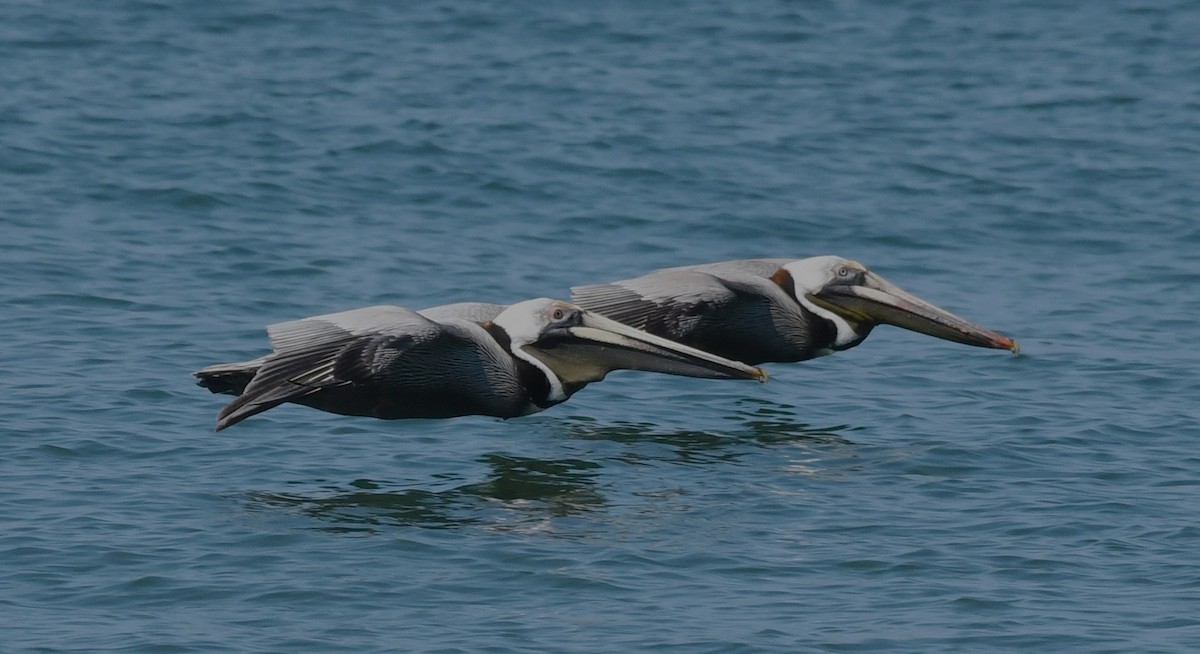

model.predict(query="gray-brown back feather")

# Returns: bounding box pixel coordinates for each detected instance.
[418,302,508,324]
[571,259,826,364]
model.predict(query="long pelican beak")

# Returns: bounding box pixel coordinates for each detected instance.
[812,271,1019,353]
[524,309,768,387]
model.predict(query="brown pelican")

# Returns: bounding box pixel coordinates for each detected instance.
[571,256,1018,365]
[194,298,766,431]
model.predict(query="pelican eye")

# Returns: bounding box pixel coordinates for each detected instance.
[837,266,851,278]
[551,307,568,321]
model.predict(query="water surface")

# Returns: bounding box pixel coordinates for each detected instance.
[2,1,1199,652]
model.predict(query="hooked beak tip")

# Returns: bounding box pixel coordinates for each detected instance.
[822,276,1019,356]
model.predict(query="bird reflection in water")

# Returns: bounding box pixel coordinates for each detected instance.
[565,397,858,467]
[248,399,858,531]
[247,453,606,532]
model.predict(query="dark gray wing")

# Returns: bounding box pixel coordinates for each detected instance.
[213,306,447,430]
[194,355,268,395]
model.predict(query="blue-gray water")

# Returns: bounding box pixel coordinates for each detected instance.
[3,1,1199,652]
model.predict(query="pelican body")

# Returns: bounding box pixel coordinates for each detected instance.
[571,257,1018,365]
[195,298,765,431]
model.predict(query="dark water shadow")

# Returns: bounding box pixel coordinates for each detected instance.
[563,397,861,465]
[245,399,862,531]
[246,453,605,533]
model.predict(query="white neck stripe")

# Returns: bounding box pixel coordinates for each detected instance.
[510,346,567,403]
[796,295,859,347]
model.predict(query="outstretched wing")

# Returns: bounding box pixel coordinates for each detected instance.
[572,269,758,341]
[572,261,807,364]
[213,306,445,431]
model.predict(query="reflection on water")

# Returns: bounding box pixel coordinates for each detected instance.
[248,453,606,532]
[731,397,860,444]
[457,453,606,517]
[565,397,858,466]
[250,484,479,531]
[248,400,859,531]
